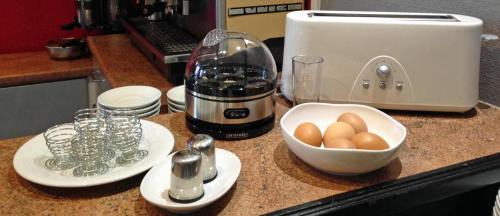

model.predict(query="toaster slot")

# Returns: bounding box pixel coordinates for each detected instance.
[312,12,459,22]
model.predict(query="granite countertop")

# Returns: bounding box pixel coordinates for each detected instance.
[0,51,94,87]
[1,100,499,215]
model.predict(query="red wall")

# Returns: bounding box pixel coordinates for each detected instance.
[0,1,85,54]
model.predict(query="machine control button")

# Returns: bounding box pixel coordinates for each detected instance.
[257,6,268,13]
[396,81,403,90]
[245,7,257,14]
[276,5,287,12]
[288,3,302,11]
[376,64,391,79]
[224,108,250,119]
[379,81,387,89]
[362,80,370,89]
[228,8,244,16]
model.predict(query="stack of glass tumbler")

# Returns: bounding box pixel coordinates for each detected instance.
[43,107,148,177]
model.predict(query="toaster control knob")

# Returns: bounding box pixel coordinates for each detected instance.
[376,64,391,79]
[379,81,387,89]
[362,80,370,89]
[396,81,403,90]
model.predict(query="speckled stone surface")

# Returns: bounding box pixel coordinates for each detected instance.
[87,34,176,112]
[0,51,94,87]
[1,100,499,215]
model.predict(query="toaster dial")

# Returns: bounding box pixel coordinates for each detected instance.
[376,64,391,79]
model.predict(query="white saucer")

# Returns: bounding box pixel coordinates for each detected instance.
[138,107,161,118]
[13,120,174,188]
[168,102,184,111]
[166,85,185,105]
[168,107,177,114]
[98,99,160,114]
[168,106,184,113]
[140,148,241,214]
[98,86,161,109]
[168,99,184,109]
[130,99,160,113]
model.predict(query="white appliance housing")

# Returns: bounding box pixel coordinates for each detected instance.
[281,10,483,112]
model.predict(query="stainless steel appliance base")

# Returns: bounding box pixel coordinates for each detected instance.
[185,114,275,140]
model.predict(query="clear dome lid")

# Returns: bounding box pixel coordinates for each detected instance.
[185,29,277,98]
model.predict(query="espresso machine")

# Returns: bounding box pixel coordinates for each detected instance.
[122,0,306,85]
[62,0,124,32]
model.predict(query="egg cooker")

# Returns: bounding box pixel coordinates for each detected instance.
[184,29,277,140]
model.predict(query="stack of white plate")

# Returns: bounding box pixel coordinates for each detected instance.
[166,85,185,113]
[493,189,500,216]
[97,85,162,118]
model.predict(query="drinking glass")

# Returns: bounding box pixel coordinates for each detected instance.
[292,55,324,106]
[43,123,78,170]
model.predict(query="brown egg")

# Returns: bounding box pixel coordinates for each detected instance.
[294,122,322,147]
[324,138,357,149]
[323,122,356,143]
[337,112,368,134]
[351,132,389,150]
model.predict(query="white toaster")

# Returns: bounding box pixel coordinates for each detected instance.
[281,10,483,112]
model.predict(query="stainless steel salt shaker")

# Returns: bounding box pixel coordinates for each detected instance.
[168,149,204,202]
[188,134,217,182]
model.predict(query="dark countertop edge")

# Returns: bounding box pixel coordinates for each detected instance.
[266,152,500,215]
[0,66,94,88]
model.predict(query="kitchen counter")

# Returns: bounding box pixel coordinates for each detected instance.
[87,34,176,111]
[0,51,94,87]
[1,100,499,215]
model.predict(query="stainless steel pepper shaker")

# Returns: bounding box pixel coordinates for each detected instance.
[188,134,217,182]
[168,149,204,202]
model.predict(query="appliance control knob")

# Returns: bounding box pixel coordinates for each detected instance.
[379,81,387,89]
[362,80,370,89]
[396,81,403,90]
[376,64,391,79]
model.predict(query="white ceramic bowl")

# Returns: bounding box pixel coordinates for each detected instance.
[280,103,407,175]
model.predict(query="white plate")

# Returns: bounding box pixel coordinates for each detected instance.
[168,104,184,112]
[166,85,185,105]
[138,107,161,118]
[168,105,184,113]
[168,107,175,114]
[131,99,160,113]
[98,99,160,114]
[140,148,241,214]
[167,98,185,106]
[168,101,185,111]
[98,86,161,109]
[13,120,174,188]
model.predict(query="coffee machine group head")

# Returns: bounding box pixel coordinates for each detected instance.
[62,0,122,32]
